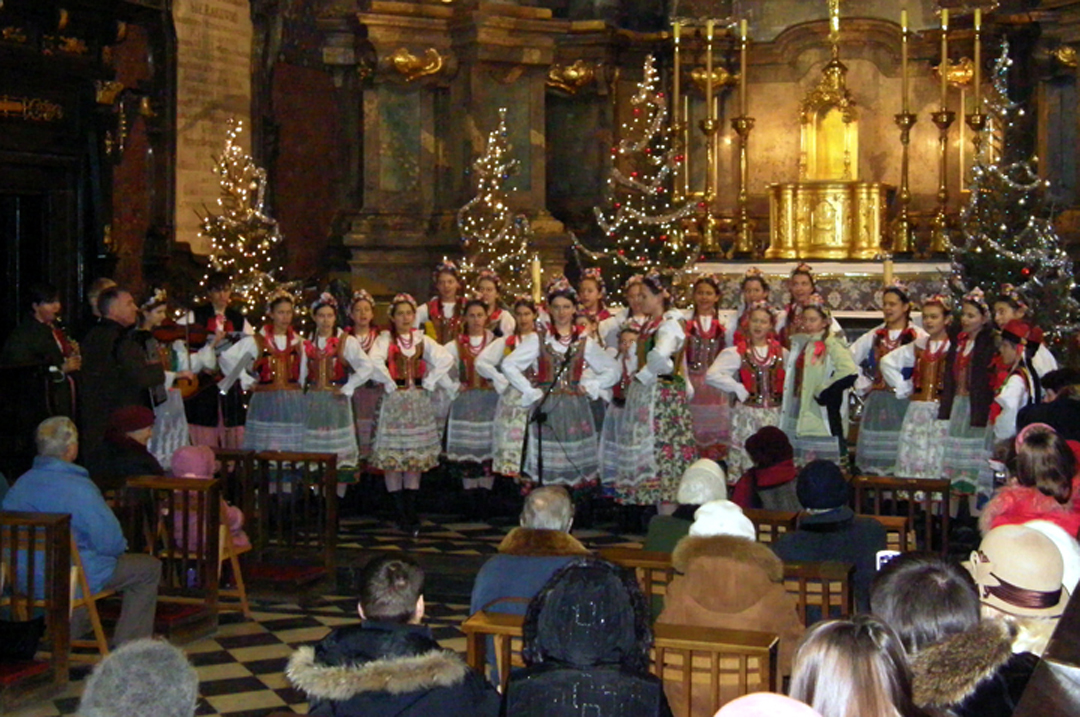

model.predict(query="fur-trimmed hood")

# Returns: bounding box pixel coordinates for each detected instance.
[912,619,1018,708]
[497,527,589,557]
[287,643,468,701]
[671,534,784,581]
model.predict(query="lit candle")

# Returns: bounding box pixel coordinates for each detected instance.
[901,10,909,113]
[884,258,894,286]
[940,9,949,111]
[740,19,748,117]
[531,255,542,304]
[974,8,982,111]
[705,20,714,122]
[673,22,681,126]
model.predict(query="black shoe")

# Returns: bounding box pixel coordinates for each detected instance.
[404,489,421,537]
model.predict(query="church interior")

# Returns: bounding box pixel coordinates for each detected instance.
[3,0,1080,715]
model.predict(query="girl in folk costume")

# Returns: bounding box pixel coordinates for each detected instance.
[501,277,619,489]
[992,320,1044,444]
[706,301,788,480]
[938,288,997,498]
[475,297,540,480]
[443,299,500,500]
[610,273,699,506]
[347,290,382,463]
[880,294,953,479]
[135,289,202,468]
[776,264,842,348]
[724,267,770,344]
[415,260,464,344]
[684,274,732,460]
[302,292,375,474]
[850,282,927,475]
[779,295,859,466]
[577,268,618,346]
[220,290,308,452]
[993,284,1058,381]
[603,274,648,347]
[599,325,641,491]
[475,270,516,338]
[369,294,453,532]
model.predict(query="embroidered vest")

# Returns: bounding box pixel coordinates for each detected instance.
[740,345,785,408]
[253,330,302,390]
[457,336,492,391]
[685,316,725,374]
[535,332,586,395]
[305,334,348,391]
[424,299,461,344]
[912,344,948,402]
[637,319,685,380]
[388,335,426,389]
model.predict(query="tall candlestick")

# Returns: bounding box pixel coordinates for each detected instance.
[940,9,949,111]
[901,10,909,113]
[974,9,982,110]
[673,22,681,127]
[706,20,714,122]
[739,19,748,117]
[531,255,542,304]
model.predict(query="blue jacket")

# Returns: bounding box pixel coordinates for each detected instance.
[3,456,127,594]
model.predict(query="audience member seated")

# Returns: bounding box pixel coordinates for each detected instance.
[714,693,823,717]
[788,615,925,717]
[470,486,588,617]
[658,498,804,710]
[170,444,250,551]
[287,554,499,717]
[870,552,1037,717]
[730,426,799,511]
[77,638,199,717]
[772,460,886,612]
[967,524,1070,657]
[504,557,672,717]
[2,416,161,645]
[85,405,165,492]
[1017,368,1080,440]
[644,459,727,554]
[1023,519,1080,592]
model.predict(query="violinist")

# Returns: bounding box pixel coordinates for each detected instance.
[179,272,254,449]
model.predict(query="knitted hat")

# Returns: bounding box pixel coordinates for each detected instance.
[796,459,850,510]
[967,524,1070,618]
[170,445,215,480]
[689,500,756,541]
[107,405,155,434]
[676,459,727,505]
[745,426,794,469]
[716,693,824,717]
[79,639,199,717]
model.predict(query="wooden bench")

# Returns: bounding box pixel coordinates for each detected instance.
[783,561,854,626]
[865,514,916,553]
[253,451,338,568]
[853,476,950,555]
[743,509,799,544]
[0,512,71,711]
[598,547,677,604]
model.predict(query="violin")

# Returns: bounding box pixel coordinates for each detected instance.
[153,318,205,399]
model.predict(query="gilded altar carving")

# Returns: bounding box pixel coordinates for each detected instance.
[0,95,64,122]
[767,181,889,260]
[547,60,596,94]
[389,47,443,82]
[690,66,737,96]
[95,80,124,105]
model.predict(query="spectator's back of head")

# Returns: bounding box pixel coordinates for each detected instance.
[745,426,794,469]
[1040,368,1080,398]
[35,416,77,459]
[521,485,574,532]
[869,552,980,654]
[78,639,198,717]
[790,616,918,717]
[1015,424,1076,504]
[358,554,424,623]
[676,459,727,505]
[796,460,849,510]
[688,500,755,540]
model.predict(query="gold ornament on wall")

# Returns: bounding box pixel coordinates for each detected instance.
[935,57,974,88]
[389,47,444,82]
[547,60,597,94]
[1052,46,1078,68]
[95,80,124,105]
[689,66,737,96]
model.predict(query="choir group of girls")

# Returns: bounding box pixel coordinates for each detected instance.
[133,260,1060,530]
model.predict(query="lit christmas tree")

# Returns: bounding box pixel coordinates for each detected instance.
[574,54,697,287]
[952,42,1080,355]
[457,108,534,298]
[198,119,287,316]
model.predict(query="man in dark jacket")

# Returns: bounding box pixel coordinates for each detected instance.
[1017,368,1080,442]
[772,459,886,612]
[79,287,165,455]
[287,554,499,717]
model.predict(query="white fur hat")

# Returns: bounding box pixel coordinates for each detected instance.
[689,500,756,541]
[676,459,727,506]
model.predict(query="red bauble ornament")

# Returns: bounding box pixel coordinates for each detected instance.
[1021,267,1032,277]
[659,235,668,241]
[698,201,708,209]
[618,249,626,255]
[614,202,621,209]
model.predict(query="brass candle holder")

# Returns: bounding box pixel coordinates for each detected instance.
[965,112,987,159]
[890,111,917,254]
[732,115,756,258]
[699,114,721,254]
[929,109,956,256]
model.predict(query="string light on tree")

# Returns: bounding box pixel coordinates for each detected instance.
[457,108,535,298]
[574,54,697,289]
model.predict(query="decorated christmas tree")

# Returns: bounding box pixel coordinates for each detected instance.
[953,42,1080,354]
[198,119,287,316]
[457,108,534,298]
[574,54,697,288]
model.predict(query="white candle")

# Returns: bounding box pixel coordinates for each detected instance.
[940,9,949,111]
[706,20,714,122]
[901,10,909,113]
[739,19,748,117]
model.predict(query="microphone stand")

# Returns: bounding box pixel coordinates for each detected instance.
[527,336,578,487]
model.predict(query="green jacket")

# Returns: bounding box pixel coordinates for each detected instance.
[783,333,858,437]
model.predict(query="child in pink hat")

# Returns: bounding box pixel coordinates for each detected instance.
[171,445,250,551]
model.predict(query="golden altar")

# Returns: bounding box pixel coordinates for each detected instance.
[766,181,892,260]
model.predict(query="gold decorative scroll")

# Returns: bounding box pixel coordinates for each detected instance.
[1053,46,1078,68]
[390,47,443,82]
[0,95,64,121]
[547,60,596,94]
[690,66,737,96]
[95,80,124,105]
[2,27,28,43]
[799,57,856,124]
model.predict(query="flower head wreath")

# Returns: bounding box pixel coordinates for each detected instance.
[962,287,989,315]
[351,289,375,307]
[921,293,953,313]
[581,267,606,295]
[391,292,418,310]
[266,287,295,306]
[141,287,167,310]
[999,283,1029,310]
[311,291,338,313]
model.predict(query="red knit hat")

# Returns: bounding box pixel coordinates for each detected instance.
[1001,319,1044,348]
[107,405,155,434]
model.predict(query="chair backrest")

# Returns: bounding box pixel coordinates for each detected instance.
[597,547,677,603]
[253,452,338,567]
[461,610,527,692]
[783,561,854,627]
[852,476,950,555]
[0,511,72,696]
[652,622,778,715]
[743,509,799,544]
[863,514,915,553]
[213,448,255,535]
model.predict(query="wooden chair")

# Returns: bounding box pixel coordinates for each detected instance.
[69,538,117,660]
[864,514,916,553]
[852,476,950,555]
[0,512,71,711]
[253,451,339,568]
[783,561,854,627]
[598,547,677,603]
[213,448,256,539]
[743,509,799,544]
[462,610,527,692]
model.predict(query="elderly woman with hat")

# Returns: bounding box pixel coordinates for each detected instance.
[85,405,165,491]
[643,459,727,555]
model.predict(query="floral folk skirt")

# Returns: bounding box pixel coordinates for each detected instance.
[895,400,949,480]
[522,391,598,488]
[855,390,908,475]
[371,388,441,473]
[492,388,530,478]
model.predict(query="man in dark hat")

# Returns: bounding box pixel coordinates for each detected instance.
[85,405,165,492]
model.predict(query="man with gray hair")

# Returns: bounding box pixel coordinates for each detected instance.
[78,638,199,717]
[3,416,161,645]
